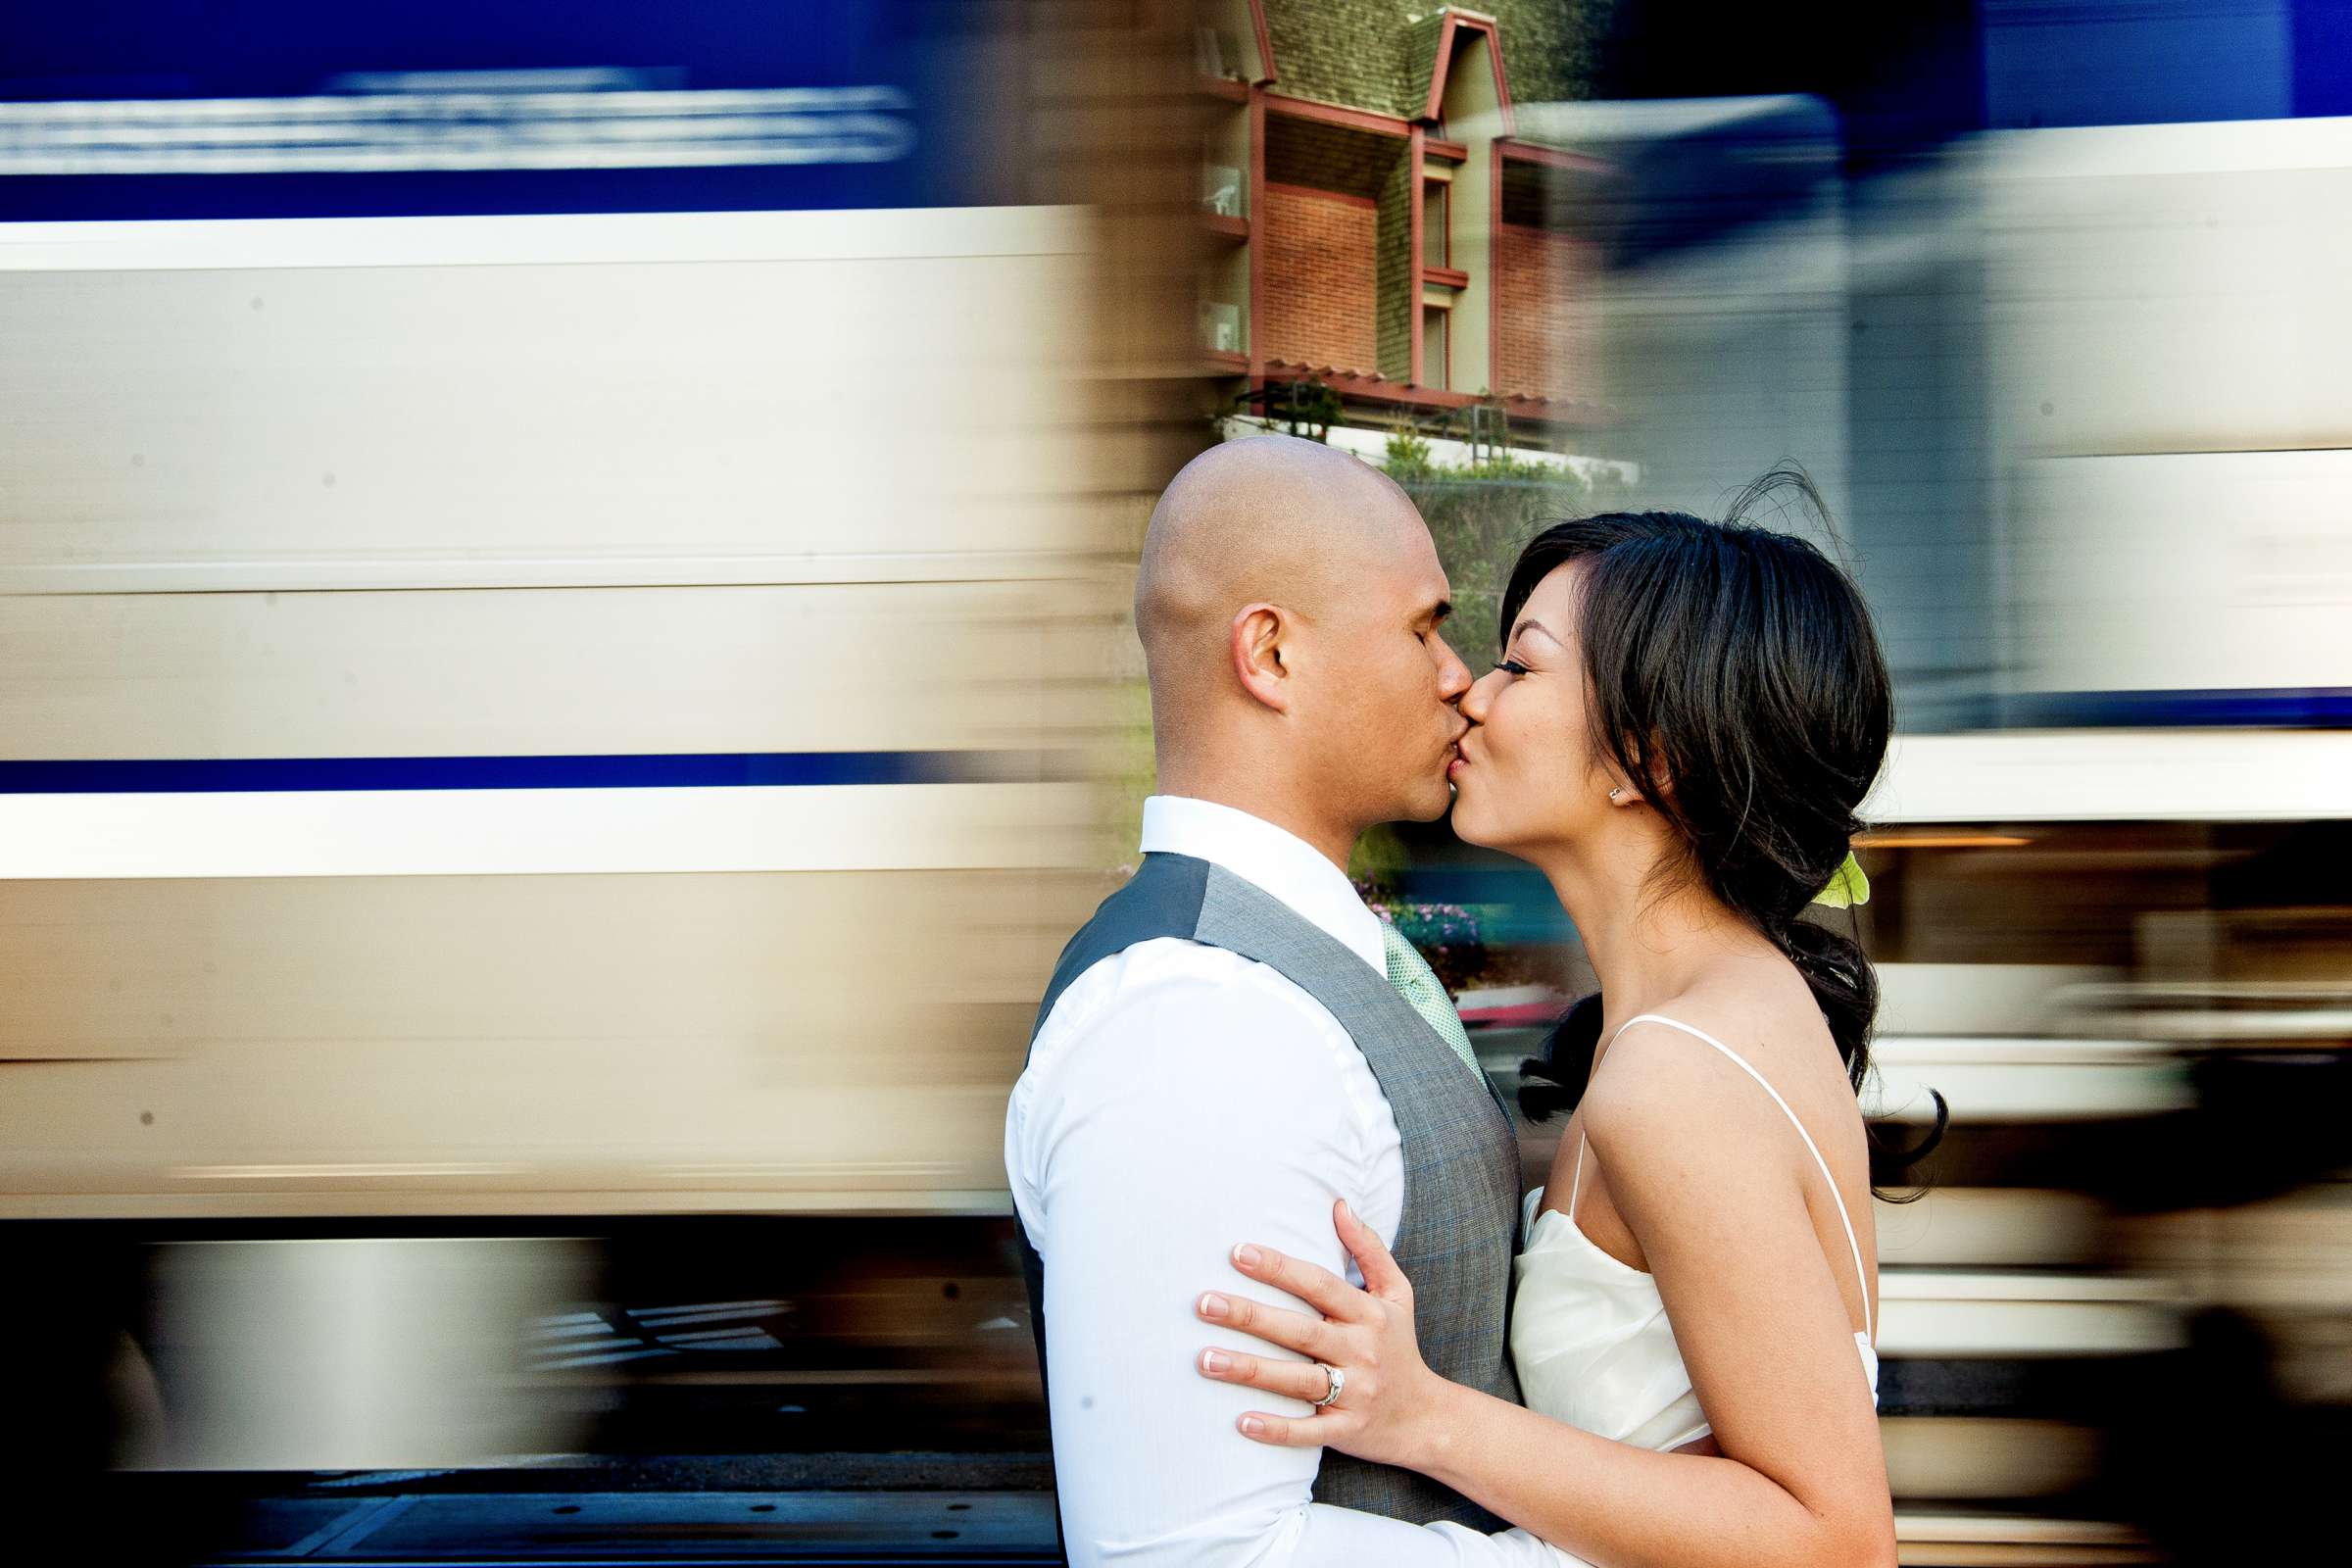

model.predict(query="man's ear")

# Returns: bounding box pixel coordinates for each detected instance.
[1230,603,1292,713]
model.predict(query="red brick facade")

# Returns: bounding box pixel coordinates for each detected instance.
[1259,181,1379,375]
[1493,221,1594,406]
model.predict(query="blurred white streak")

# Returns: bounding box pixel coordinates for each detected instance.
[1877,1270,2185,1358]
[1868,1036,2192,1123]
[0,784,1102,881]
[0,87,914,174]
[1869,731,2352,822]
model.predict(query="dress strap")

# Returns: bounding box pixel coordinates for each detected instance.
[1565,1135,1589,1221]
[1607,1012,1875,1341]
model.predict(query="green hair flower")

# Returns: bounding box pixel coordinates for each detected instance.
[1810,849,1871,908]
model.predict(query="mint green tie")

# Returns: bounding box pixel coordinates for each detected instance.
[1380,921,1483,1080]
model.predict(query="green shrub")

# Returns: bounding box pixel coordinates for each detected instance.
[1382,429,1435,479]
[1395,459,1630,672]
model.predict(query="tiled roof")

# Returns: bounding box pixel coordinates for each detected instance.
[1260,2,1600,121]
[1261,358,1610,425]
[1399,13,1448,122]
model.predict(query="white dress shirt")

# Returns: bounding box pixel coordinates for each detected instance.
[1005,796,1570,1566]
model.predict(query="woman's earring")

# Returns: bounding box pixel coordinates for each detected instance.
[1608,787,1622,801]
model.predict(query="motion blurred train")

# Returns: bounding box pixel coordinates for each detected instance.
[1860,114,2352,1562]
[0,0,1175,1477]
[1472,99,2352,1562]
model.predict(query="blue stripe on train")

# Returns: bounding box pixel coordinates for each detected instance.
[0,1,996,221]
[0,751,1057,793]
[2003,687,2352,728]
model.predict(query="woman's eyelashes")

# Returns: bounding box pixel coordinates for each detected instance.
[1494,658,1532,677]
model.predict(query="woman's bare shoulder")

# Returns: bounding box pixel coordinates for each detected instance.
[1586,974,1847,1127]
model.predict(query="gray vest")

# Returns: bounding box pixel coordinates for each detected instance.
[1020,852,1523,1539]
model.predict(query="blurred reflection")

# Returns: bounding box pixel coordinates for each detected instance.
[156,1238,593,1470]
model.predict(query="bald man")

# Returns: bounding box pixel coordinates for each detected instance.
[1005,436,1556,1565]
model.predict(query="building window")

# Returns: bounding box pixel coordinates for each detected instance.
[1423,305,1449,390]
[1202,163,1244,219]
[1200,299,1244,354]
[1193,25,1243,79]
[1422,180,1448,268]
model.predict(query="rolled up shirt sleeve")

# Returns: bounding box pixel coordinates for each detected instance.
[1007,942,1575,1568]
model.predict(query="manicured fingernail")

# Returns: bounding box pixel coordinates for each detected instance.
[1200,1348,1231,1374]
[1199,1292,1230,1319]
[1240,1415,1266,1436]
[1233,1244,1262,1268]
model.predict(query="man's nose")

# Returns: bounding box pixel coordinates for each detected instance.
[1434,634,1473,701]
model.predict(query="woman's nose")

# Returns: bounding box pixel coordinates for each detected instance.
[1459,666,1502,724]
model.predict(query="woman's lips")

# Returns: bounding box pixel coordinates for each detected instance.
[1447,741,1469,779]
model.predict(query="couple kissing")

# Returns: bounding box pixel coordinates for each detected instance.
[1006,434,1933,1568]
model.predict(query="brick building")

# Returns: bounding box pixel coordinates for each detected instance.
[1193,2,1607,445]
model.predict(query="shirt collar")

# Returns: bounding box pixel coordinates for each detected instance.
[1137,795,1387,974]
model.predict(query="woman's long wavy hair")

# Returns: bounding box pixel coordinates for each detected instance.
[1508,467,1946,1198]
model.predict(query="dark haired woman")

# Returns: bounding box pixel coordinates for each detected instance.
[1191,474,1938,1567]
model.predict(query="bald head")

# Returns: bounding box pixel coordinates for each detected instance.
[1131,435,1469,852]
[1135,434,1426,685]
